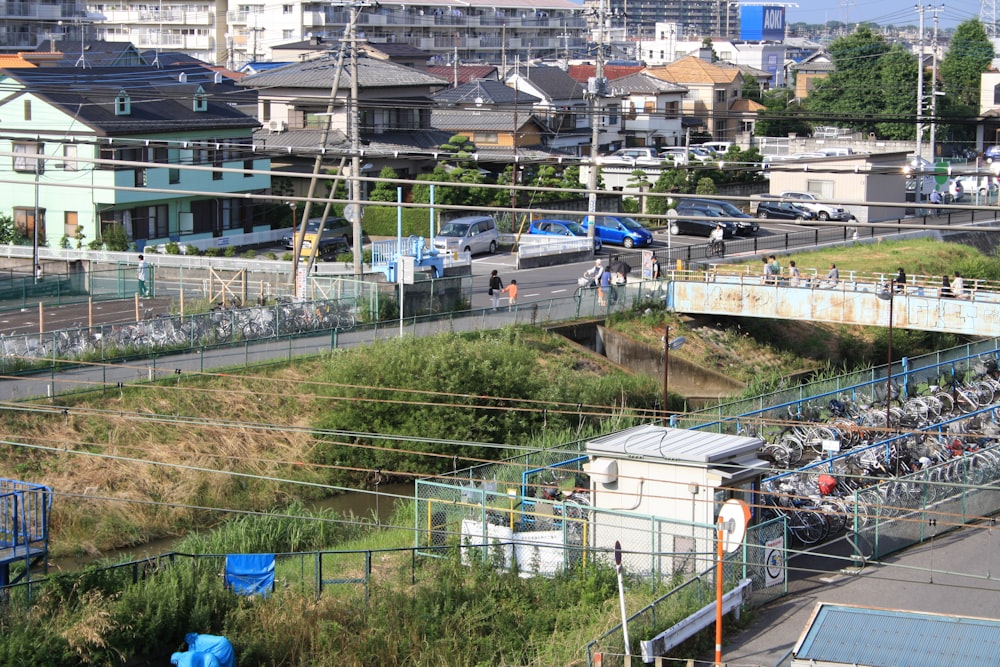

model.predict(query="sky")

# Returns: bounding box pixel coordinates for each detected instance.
[787,0,984,30]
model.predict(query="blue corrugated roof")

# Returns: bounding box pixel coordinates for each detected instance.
[794,603,1000,667]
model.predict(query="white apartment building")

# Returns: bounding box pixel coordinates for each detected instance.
[0,0,92,53]
[87,0,588,69]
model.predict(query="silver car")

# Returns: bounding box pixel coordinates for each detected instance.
[432,215,499,256]
[777,192,853,221]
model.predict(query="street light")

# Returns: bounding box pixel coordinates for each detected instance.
[662,324,687,426]
[877,279,895,429]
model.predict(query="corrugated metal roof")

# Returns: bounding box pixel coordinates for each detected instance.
[586,424,763,464]
[794,603,1000,667]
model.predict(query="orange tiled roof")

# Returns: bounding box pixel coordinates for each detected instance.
[643,55,741,85]
[0,54,38,68]
[566,64,644,83]
[729,98,765,112]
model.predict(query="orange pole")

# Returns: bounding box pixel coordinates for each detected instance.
[135,292,140,321]
[38,302,44,342]
[715,518,724,667]
[88,297,93,329]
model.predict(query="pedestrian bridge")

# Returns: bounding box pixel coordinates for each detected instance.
[665,270,1000,337]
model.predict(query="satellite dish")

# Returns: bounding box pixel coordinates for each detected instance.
[474,96,484,107]
[717,499,750,554]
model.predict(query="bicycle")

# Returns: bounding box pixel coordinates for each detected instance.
[708,239,726,258]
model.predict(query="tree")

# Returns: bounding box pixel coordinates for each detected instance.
[0,213,15,245]
[754,88,812,138]
[806,27,917,139]
[940,20,993,108]
[369,167,401,202]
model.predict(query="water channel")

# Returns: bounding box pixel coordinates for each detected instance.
[50,482,416,572]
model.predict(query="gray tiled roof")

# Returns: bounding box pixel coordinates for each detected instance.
[505,64,586,101]
[610,72,687,95]
[432,108,549,133]
[237,55,449,90]
[433,79,540,106]
[2,66,259,135]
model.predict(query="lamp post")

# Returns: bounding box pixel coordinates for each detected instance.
[877,279,895,429]
[662,324,687,426]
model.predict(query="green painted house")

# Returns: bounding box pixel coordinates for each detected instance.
[0,65,270,250]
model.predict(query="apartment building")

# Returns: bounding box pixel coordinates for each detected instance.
[583,0,740,42]
[87,0,588,70]
[0,0,92,53]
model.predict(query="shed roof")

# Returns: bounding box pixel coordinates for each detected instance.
[793,603,1000,667]
[586,424,763,466]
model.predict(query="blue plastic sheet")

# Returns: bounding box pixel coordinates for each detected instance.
[224,553,275,596]
[170,651,221,667]
[175,633,235,667]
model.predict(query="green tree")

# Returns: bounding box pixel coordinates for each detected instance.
[806,26,916,137]
[940,19,993,108]
[754,88,812,138]
[369,166,401,202]
[0,212,16,244]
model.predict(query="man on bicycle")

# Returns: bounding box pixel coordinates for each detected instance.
[709,224,725,256]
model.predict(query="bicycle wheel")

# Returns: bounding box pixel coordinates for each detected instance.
[788,508,829,545]
[955,389,979,414]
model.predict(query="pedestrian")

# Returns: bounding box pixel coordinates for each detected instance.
[488,269,503,310]
[136,254,148,298]
[34,263,43,281]
[940,274,951,298]
[952,271,967,299]
[649,256,661,280]
[599,266,611,306]
[762,257,774,285]
[930,189,943,205]
[895,267,906,293]
[788,260,801,287]
[769,255,781,282]
[825,263,839,288]
[501,279,518,310]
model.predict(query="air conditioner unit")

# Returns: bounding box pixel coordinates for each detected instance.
[268,119,287,133]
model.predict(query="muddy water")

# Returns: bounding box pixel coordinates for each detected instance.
[49,482,415,572]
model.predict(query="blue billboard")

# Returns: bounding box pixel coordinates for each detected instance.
[740,6,786,42]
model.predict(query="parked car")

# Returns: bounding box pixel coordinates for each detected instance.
[659,146,714,164]
[528,218,602,251]
[282,217,352,257]
[673,198,759,235]
[696,141,735,156]
[956,175,998,198]
[665,208,735,238]
[432,215,499,256]
[599,147,661,166]
[580,215,654,248]
[754,200,818,222]
[776,192,853,221]
[986,145,1000,162]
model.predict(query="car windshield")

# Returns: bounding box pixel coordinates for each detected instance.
[564,222,587,235]
[438,223,470,237]
[618,217,646,231]
[713,202,744,216]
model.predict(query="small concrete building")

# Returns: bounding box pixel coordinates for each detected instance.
[792,602,1000,667]
[584,424,767,570]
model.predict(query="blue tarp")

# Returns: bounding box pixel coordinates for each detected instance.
[172,633,236,667]
[224,553,275,596]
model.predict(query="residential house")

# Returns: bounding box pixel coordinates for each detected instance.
[35,39,147,67]
[504,64,611,157]
[427,65,499,88]
[0,65,269,250]
[237,55,451,198]
[611,72,688,149]
[979,70,1000,148]
[644,55,748,143]
[431,79,554,166]
[641,36,787,88]
[789,51,834,99]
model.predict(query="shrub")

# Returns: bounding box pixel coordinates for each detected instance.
[164,241,182,254]
[223,246,237,257]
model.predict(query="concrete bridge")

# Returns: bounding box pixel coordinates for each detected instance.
[666,271,1000,337]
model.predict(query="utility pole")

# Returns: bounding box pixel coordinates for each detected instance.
[929,5,944,159]
[915,3,926,205]
[586,0,607,247]
[348,9,364,278]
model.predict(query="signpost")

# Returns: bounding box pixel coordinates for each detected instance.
[715,499,750,667]
[614,540,630,657]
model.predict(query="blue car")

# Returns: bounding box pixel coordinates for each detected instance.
[580,215,654,248]
[528,218,602,252]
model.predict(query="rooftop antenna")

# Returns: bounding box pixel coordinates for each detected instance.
[151,0,162,68]
[74,19,88,68]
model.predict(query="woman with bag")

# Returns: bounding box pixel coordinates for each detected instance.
[488,270,503,310]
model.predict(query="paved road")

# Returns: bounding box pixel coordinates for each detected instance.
[702,524,1000,667]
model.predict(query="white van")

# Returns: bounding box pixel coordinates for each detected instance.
[698,141,734,155]
[433,215,499,256]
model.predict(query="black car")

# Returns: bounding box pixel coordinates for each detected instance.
[674,198,760,236]
[665,208,735,238]
[754,200,818,222]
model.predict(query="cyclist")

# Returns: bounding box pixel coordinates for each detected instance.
[708,224,725,257]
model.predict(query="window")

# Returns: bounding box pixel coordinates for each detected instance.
[283,4,293,13]
[716,89,726,103]
[244,158,254,176]
[64,211,79,242]
[994,83,1000,105]
[13,141,42,173]
[607,104,619,126]
[61,144,78,171]
[13,207,45,244]
[643,100,655,114]
[115,89,131,115]
[23,99,31,121]
[283,30,294,39]
[193,86,208,112]
[476,131,498,144]
[806,179,835,199]
[664,101,679,118]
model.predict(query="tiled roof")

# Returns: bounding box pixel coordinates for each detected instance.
[729,98,765,112]
[237,55,449,90]
[610,72,687,94]
[432,108,548,133]
[433,79,540,105]
[566,64,645,83]
[34,40,147,67]
[3,66,259,135]
[0,55,36,68]
[644,56,741,85]
[505,64,585,101]
[426,65,499,85]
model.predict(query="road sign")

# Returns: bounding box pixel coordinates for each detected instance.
[934,161,949,186]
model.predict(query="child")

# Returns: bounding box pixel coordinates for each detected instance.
[501,279,518,310]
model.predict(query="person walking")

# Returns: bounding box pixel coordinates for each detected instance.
[825,263,839,288]
[952,271,967,299]
[488,269,503,310]
[762,257,774,285]
[599,266,611,306]
[940,274,952,298]
[649,256,661,280]
[895,267,906,293]
[788,260,801,287]
[136,254,148,298]
[501,279,518,311]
